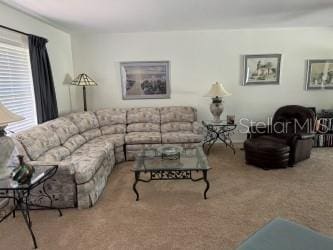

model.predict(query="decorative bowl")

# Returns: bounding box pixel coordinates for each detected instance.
[157,145,183,160]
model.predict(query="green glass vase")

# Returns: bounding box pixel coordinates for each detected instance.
[11,155,35,184]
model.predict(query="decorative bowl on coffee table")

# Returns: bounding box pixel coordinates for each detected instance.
[157,145,183,160]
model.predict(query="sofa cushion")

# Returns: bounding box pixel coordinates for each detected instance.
[92,134,125,147]
[161,122,193,133]
[63,134,87,153]
[16,126,61,160]
[125,132,161,144]
[67,111,99,133]
[126,144,162,151]
[37,146,71,161]
[127,123,160,133]
[65,140,114,184]
[160,106,196,123]
[81,128,102,141]
[162,131,203,144]
[100,124,126,135]
[46,117,79,144]
[127,107,160,124]
[193,121,203,134]
[83,138,114,156]
[95,108,127,126]
[65,153,105,185]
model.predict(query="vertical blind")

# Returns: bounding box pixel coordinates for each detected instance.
[0,28,37,133]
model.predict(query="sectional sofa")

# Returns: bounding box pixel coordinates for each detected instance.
[13,106,203,209]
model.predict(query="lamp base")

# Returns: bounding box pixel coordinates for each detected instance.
[0,134,15,180]
[0,167,11,180]
[210,97,224,122]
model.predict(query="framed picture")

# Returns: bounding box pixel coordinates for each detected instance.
[306,59,333,90]
[243,54,282,85]
[120,61,170,99]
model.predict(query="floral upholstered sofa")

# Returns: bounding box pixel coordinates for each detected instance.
[13,106,203,209]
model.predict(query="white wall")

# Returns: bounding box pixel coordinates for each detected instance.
[72,28,333,141]
[0,3,75,114]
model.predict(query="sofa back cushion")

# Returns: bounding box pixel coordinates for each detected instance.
[15,125,61,161]
[127,123,160,132]
[67,111,99,133]
[95,108,127,126]
[127,107,160,124]
[67,111,102,141]
[81,128,102,141]
[63,134,87,153]
[160,106,197,124]
[37,146,71,161]
[100,124,126,135]
[95,108,127,135]
[161,122,193,133]
[46,117,79,144]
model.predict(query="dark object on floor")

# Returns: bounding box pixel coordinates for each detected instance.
[244,137,290,169]
[244,105,315,169]
[237,218,333,250]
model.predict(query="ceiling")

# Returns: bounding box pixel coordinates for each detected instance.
[2,0,333,33]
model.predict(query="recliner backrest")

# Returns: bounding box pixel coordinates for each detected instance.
[160,106,197,133]
[126,107,161,132]
[272,105,316,135]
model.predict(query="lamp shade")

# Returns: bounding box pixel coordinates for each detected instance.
[205,82,231,97]
[71,73,98,86]
[0,102,24,127]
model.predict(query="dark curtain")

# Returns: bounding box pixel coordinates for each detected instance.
[28,35,58,123]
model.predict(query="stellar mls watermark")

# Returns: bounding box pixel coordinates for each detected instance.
[238,117,317,134]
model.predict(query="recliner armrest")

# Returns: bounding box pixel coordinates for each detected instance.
[193,121,204,134]
[27,160,75,175]
[296,133,315,140]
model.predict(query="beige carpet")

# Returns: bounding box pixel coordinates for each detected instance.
[1,145,333,250]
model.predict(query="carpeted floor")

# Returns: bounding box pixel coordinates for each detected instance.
[1,145,333,250]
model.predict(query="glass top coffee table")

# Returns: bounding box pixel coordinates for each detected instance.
[131,146,211,201]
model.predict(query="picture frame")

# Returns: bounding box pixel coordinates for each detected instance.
[120,61,170,100]
[243,54,282,85]
[306,59,333,90]
[227,115,235,125]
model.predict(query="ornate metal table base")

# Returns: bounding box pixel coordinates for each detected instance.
[0,190,62,249]
[202,121,237,155]
[0,166,62,249]
[133,169,210,201]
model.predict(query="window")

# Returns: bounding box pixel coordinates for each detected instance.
[0,28,37,133]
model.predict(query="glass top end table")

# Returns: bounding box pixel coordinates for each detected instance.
[202,120,237,154]
[131,146,211,201]
[0,165,62,249]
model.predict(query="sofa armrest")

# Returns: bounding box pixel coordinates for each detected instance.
[193,121,204,134]
[27,160,75,175]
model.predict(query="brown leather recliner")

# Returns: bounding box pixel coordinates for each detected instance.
[245,105,316,169]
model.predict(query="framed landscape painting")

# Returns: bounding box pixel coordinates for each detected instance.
[306,59,333,90]
[243,54,282,85]
[120,61,170,99]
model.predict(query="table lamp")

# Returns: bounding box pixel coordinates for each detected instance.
[71,73,98,111]
[205,82,231,122]
[0,102,24,179]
